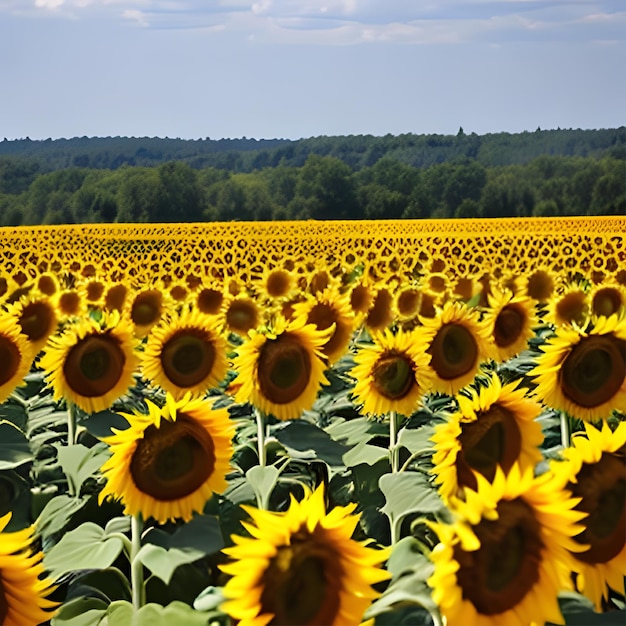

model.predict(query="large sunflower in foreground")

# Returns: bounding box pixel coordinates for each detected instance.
[350,327,433,417]
[431,375,544,504]
[40,311,139,414]
[420,301,491,396]
[550,420,626,610]
[99,394,233,524]
[220,484,390,626]
[141,308,228,399]
[530,314,626,421]
[0,313,34,403]
[428,465,586,626]
[232,316,330,421]
[0,513,57,625]
[292,287,357,365]
[483,289,537,363]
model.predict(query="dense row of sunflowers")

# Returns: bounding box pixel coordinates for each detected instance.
[0,217,624,625]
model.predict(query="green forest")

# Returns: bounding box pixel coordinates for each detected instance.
[0,127,624,225]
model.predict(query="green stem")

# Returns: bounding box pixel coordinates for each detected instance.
[389,411,399,472]
[67,402,77,446]
[130,514,144,611]
[255,408,266,467]
[560,412,570,448]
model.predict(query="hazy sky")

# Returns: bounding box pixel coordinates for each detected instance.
[1,1,624,140]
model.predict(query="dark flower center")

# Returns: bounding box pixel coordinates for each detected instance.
[260,529,341,625]
[366,289,393,331]
[494,305,525,348]
[19,301,56,343]
[266,270,291,298]
[258,334,312,405]
[131,415,214,501]
[428,323,478,380]
[160,330,216,388]
[63,334,125,397]
[569,451,625,564]
[372,352,414,400]
[197,288,223,315]
[131,291,163,327]
[226,299,259,335]
[591,288,622,318]
[454,498,544,615]
[561,334,626,408]
[0,335,21,386]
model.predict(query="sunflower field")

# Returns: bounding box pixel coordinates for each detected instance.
[0,216,624,626]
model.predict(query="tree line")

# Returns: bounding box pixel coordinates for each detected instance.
[0,151,623,226]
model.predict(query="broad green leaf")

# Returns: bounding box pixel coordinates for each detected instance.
[0,420,33,469]
[387,536,433,580]
[137,544,204,585]
[80,410,130,438]
[380,472,444,540]
[273,420,349,466]
[397,426,435,454]
[71,567,132,603]
[56,443,110,496]
[51,597,108,626]
[104,516,132,537]
[44,521,126,580]
[36,494,90,538]
[134,601,215,626]
[325,417,375,446]
[551,592,626,626]
[343,441,388,467]
[246,463,283,509]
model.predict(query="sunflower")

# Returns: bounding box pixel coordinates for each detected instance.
[550,420,626,610]
[524,268,556,303]
[364,287,394,332]
[103,282,129,313]
[232,316,330,421]
[256,267,297,302]
[292,287,356,365]
[0,313,34,404]
[589,281,626,320]
[530,314,626,421]
[420,301,491,396]
[222,293,261,337]
[350,327,433,417]
[128,288,170,338]
[56,288,86,321]
[428,465,586,626]
[40,311,139,414]
[220,484,390,626]
[545,283,589,329]
[431,374,544,503]
[141,307,228,399]
[483,289,537,363]
[9,291,59,354]
[394,283,422,323]
[195,282,225,316]
[0,513,57,625]
[99,394,233,524]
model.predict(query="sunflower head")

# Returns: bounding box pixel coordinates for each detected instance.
[530,315,626,421]
[129,288,168,337]
[0,513,58,625]
[103,282,129,313]
[292,287,356,365]
[525,269,555,303]
[220,484,390,626]
[589,281,626,319]
[232,316,330,421]
[546,283,589,328]
[142,307,228,399]
[9,291,59,354]
[99,394,234,524]
[351,327,433,417]
[428,465,585,626]
[0,313,34,404]
[484,289,537,362]
[421,301,491,396]
[431,375,544,503]
[222,293,261,337]
[40,310,139,414]
[365,287,394,332]
[195,283,225,316]
[550,421,626,610]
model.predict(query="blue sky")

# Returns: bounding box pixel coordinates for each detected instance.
[1,1,624,140]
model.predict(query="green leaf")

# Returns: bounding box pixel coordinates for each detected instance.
[273,420,349,466]
[0,420,33,469]
[380,472,444,540]
[194,586,226,612]
[70,567,132,604]
[136,543,204,585]
[246,462,285,509]
[343,441,388,466]
[551,592,626,626]
[44,521,126,580]
[51,597,109,626]
[36,493,90,538]
[397,426,435,454]
[134,601,215,626]
[56,443,110,496]
[80,410,130,438]
[325,417,377,446]
[387,536,433,580]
